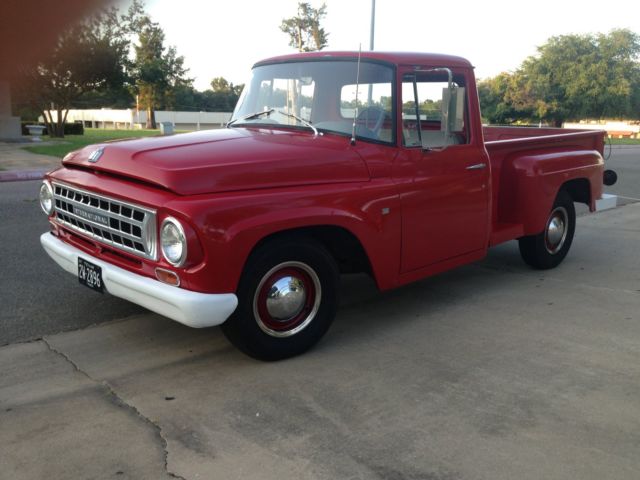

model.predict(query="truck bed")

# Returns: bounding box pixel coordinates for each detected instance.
[483,126,606,246]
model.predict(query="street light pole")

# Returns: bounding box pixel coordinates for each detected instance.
[367,0,376,106]
[369,0,376,51]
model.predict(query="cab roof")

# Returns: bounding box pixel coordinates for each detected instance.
[254,51,474,70]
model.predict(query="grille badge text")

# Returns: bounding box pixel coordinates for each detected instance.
[73,206,110,227]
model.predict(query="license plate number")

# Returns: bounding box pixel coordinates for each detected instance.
[78,257,104,293]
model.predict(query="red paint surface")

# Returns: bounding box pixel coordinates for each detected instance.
[45,52,606,295]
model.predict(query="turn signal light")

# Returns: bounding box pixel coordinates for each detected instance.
[155,268,180,287]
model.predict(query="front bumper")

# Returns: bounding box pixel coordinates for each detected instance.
[40,232,238,328]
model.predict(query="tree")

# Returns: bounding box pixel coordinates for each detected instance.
[132,18,191,129]
[210,77,231,93]
[207,76,243,110]
[478,73,526,124]
[479,29,640,126]
[280,3,328,52]
[210,76,243,98]
[518,33,597,126]
[13,3,139,137]
[591,29,640,118]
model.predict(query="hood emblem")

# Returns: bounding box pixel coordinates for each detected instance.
[88,146,105,163]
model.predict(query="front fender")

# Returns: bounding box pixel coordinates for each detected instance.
[170,181,402,293]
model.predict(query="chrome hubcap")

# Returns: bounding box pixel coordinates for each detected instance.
[254,261,322,338]
[266,276,306,320]
[545,206,568,254]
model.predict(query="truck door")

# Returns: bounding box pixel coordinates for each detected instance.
[399,69,490,272]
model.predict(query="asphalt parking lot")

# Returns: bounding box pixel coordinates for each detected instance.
[2,202,639,480]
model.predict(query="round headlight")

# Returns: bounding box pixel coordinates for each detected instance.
[160,217,187,267]
[39,181,54,215]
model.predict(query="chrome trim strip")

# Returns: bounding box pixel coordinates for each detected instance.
[51,181,156,216]
[466,163,487,170]
[39,179,54,215]
[160,217,188,267]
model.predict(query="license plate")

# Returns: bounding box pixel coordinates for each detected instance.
[78,257,104,293]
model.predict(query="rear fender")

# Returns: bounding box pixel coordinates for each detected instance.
[498,150,603,235]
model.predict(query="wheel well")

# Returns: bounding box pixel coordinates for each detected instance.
[248,226,373,276]
[561,178,590,206]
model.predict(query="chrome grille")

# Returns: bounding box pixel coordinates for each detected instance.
[52,182,157,260]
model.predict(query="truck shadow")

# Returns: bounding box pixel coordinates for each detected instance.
[71,240,546,372]
[322,241,537,350]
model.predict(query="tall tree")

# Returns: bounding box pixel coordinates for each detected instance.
[280,2,328,52]
[210,77,231,92]
[478,72,529,124]
[479,29,640,126]
[13,3,140,137]
[208,76,243,110]
[518,33,597,126]
[132,18,191,129]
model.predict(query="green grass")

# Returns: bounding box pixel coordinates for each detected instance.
[607,137,640,145]
[24,128,164,158]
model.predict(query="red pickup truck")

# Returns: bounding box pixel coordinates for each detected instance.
[39,51,615,360]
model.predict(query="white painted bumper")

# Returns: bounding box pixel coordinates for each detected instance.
[40,233,238,328]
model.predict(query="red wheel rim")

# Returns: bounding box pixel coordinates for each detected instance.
[253,262,321,337]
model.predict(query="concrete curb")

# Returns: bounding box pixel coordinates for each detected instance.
[608,144,640,149]
[0,169,48,182]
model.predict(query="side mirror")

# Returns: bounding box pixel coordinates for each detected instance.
[417,67,465,151]
[421,85,466,151]
[448,87,465,133]
[440,86,466,138]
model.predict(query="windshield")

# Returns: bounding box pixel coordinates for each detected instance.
[230,60,395,144]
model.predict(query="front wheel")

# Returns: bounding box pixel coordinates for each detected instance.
[222,238,339,361]
[518,189,576,270]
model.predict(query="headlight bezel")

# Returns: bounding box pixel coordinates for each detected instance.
[160,217,188,267]
[39,180,54,215]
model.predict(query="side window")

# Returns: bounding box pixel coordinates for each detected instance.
[402,73,468,148]
[340,82,393,143]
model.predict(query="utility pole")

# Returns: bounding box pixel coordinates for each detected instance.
[369,0,376,51]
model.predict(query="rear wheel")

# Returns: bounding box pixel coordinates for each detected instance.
[518,189,576,269]
[222,238,339,361]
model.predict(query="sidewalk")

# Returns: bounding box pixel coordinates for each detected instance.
[0,141,62,182]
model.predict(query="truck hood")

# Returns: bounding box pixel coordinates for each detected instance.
[63,128,370,195]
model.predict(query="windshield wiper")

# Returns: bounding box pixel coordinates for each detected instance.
[227,108,275,127]
[276,110,319,137]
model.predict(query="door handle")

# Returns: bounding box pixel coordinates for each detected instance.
[466,163,487,170]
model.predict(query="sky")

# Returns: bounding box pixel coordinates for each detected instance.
[136,0,640,91]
